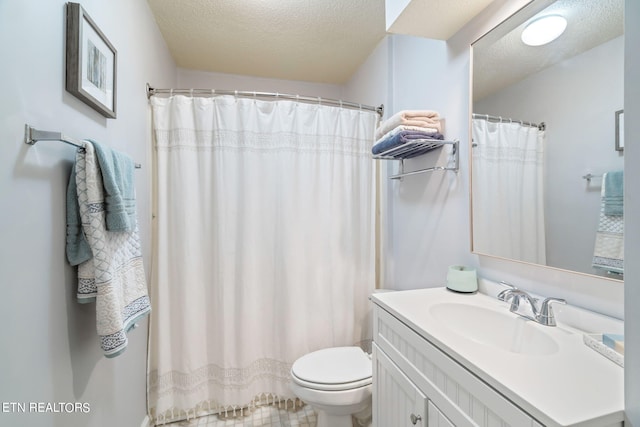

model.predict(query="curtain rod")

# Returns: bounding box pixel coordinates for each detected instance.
[472,113,546,131]
[146,83,384,118]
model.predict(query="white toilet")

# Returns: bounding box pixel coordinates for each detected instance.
[290,346,372,427]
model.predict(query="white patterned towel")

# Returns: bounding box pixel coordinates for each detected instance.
[592,188,624,275]
[75,141,151,357]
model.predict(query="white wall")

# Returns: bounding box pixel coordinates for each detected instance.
[344,32,475,291]
[178,68,344,99]
[0,1,176,426]
[474,36,624,277]
[380,34,474,290]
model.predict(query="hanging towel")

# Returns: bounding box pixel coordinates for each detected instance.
[375,110,442,140]
[91,140,137,232]
[372,130,444,157]
[603,171,624,216]
[75,141,151,357]
[592,178,624,274]
[66,164,92,266]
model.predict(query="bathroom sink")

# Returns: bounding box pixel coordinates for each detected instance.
[429,302,559,356]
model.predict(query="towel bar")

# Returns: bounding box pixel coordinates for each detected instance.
[24,124,141,168]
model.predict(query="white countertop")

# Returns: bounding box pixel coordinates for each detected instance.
[371,287,624,427]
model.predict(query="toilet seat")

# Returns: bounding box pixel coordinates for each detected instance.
[291,346,372,391]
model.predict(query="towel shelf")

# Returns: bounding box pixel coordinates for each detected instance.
[373,139,459,180]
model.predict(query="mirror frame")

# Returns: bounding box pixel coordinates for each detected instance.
[468,0,624,284]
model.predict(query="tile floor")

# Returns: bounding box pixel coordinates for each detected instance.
[170,404,317,427]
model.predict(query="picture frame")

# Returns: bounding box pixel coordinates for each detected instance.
[615,109,624,152]
[65,2,117,118]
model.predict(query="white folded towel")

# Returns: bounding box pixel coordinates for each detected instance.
[375,110,442,140]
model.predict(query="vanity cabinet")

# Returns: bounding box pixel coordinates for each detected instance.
[372,305,543,427]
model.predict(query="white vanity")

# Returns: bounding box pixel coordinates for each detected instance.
[371,287,624,427]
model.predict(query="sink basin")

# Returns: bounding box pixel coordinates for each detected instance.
[429,302,560,356]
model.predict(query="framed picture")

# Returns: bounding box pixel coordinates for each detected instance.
[615,109,624,152]
[65,2,117,118]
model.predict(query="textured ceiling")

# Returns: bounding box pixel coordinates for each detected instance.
[146,0,503,85]
[473,0,624,101]
[146,0,387,84]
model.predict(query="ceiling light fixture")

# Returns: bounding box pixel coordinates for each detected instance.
[521,15,567,46]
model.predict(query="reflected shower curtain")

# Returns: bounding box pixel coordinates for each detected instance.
[148,95,377,423]
[472,119,546,264]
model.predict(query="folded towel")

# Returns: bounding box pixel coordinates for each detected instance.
[375,110,442,140]
[592,180,624,274]
[372,130,444,158]
[603,171,624,216]
[75,141,151,357]
[374,125,441,145]
[66,164,92,266]
[91,140,137,232]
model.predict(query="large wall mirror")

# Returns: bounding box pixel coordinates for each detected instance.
[471,0,624,280]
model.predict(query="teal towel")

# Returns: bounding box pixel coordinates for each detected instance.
[603,171,624,216]
[66,163,93,266]
[90,140,137,232]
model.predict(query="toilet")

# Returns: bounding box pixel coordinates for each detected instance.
[290,346,372,427]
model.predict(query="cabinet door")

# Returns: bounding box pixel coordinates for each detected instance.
[373,343,427,426]
[428,400,455,427]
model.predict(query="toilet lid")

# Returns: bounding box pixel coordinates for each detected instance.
[291,346,372,386]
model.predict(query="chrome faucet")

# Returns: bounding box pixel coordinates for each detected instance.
[537,297,567,326]
[500,288,566,327]
[496,281,517,301]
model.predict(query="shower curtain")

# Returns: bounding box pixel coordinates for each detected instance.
[148,95,377,423]
[471,118,546,264]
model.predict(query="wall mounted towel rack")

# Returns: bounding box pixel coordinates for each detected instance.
[373,139,459,180]
[583,173,603,181]
[24,124,141,168]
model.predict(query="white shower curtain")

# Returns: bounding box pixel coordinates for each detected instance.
[471,118,546,264]
[148,95,377,423]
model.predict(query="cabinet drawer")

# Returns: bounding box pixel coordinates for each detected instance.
[374,306,541,427]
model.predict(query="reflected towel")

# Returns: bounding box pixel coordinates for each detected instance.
[592,179,624,274]
[603,171,623,216]
[375,110,441,140]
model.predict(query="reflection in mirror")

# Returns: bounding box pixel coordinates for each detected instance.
[471,0,624,280]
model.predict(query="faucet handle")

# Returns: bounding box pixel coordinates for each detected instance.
[497,281,517,301]
[538,297,567,326]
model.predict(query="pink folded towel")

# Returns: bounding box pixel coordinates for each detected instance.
[375,110,442,140]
